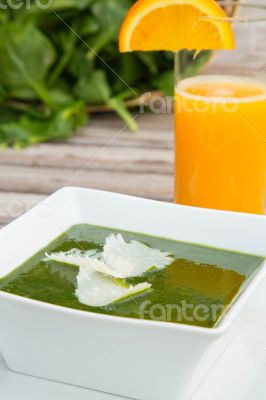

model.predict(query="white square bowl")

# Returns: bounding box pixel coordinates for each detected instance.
[0,187,265,400]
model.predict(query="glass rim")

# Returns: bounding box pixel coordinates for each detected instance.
[205,1,266,24]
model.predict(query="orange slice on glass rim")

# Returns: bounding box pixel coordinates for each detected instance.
[119,0,235,52]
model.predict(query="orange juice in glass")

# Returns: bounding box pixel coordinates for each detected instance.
[174,4,266,214]
[174,75,266,214]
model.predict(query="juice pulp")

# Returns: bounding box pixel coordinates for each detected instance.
[174,75,266,214]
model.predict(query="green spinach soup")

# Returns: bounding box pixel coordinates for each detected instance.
[0,224,263,328]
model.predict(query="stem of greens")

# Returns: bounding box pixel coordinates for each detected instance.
[48,44,76,87]
[86,25,116,62]
[107,98,138,132]
[48,22,78,87]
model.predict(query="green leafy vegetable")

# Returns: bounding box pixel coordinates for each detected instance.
[0,101,87,148]
[0,23,55,105]
[0,0,212,147]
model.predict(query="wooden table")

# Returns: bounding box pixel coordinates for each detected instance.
[0,112,174,229]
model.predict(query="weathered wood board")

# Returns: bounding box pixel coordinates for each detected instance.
[0,113,174,227]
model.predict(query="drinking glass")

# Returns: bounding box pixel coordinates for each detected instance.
[174,1,266,214]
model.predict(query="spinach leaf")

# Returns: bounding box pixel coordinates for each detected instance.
[68,47,93,78]
[49,88,74,106]
[17,0,94,22]
[79,15,99,36]
[21,101,88,144]
[74,70,111,105]
[91,0,132,30]
[113,54,143,93]
[0,101,88,148]
[0,23,55,107]
[74,70,137,130]
[0,122,29,149]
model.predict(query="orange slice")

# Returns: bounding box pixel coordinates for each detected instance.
[119,0,235,52]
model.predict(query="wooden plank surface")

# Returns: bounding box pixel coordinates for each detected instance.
[0,112,174,227]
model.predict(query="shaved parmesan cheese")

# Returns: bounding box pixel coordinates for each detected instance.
[45,234,173,278]
[102,234,173,278]
[44,248,99,267]
[76,265,151,307]
[44,233,173,307]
